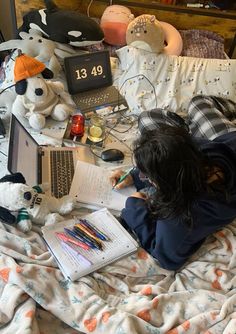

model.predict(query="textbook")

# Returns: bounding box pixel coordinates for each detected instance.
[42,208,138,281]
[69,161,136,212]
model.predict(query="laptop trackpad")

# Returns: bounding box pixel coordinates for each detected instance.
[41,149,50,187]
[74,146,95,165]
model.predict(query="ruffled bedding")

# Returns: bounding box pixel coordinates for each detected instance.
[113,46,236,115]
[0,29,236,334]
[0,219,235,334]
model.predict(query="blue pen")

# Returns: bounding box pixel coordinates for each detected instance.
[73,229,99,250]
[64,228,94,250]
[64,227,95,249]
[72,227,101,250]
[80,219,110,241]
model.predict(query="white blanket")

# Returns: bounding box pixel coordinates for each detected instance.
[0,218,235,333]
[113,46,236,115]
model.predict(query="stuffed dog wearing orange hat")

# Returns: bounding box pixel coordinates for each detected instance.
[12,52,75,130]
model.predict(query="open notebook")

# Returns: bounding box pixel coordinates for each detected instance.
[42,209,138,281]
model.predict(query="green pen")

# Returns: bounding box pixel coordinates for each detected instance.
[113,167,134,189]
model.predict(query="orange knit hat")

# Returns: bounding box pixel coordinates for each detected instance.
[14,50,46,82]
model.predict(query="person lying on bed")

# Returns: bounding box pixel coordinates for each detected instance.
[110,95,236,270]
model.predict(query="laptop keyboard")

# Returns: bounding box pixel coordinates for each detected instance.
[73,86,120,109]
[50,150,74,198]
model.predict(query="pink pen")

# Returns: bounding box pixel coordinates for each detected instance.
[56,232,90,250]
[60,241,92,266]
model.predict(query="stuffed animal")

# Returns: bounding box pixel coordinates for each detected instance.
[0,29,61,77]
[126,14,165,54]
[12,51,75,130]
[100,5,134,46]
[126,14,183,56]
[158,21,183,56]
[0,172,75,233]
[19,0,104,47]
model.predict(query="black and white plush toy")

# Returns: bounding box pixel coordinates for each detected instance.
[12,51,75,130]
[19,0,104,47]
[0,173,75,233]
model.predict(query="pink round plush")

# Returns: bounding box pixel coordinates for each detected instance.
[100,5,134,46]
[160,21,183,56]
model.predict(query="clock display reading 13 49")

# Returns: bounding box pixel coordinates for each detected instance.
[64,51,113,95]
[76,64,104,80]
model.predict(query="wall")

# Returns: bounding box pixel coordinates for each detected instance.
[14,0,236,55]
[15,0,83,27]
[0,0,17,40]
[79,0,236,55]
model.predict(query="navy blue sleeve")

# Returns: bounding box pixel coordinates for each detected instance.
[121,197,157,249]
[121,197,199,270]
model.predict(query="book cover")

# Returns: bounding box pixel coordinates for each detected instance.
[42,208,138,281]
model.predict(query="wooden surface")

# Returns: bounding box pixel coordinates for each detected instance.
[15,0,236,54]
[80,0,236,54]
[15,0,83,27]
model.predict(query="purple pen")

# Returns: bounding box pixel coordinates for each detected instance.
[60,241,92,266]
[79,219,110,241]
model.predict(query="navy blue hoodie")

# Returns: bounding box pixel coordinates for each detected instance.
[121,131,236,270]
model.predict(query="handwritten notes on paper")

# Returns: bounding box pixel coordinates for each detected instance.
[69,161,136,211]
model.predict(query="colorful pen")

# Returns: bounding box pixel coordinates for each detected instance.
[56,232,90,251]
[60,241,92,266]
[79,219,109,241]
[113,167,134,189]
[73,226,103,250]
[63,228,95,250]
[74,223,103,245]
[72,227,98,249]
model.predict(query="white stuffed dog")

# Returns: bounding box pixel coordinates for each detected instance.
[12,51,75,130]
[0,173,75,233]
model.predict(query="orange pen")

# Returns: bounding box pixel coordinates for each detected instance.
[74,224,103,245]
[75,224,101,243]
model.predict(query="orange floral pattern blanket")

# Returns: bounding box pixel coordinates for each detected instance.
[0,218,235,334]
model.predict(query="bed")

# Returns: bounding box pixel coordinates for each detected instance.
[0,1,236,333]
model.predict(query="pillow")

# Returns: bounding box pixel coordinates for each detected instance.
[113,46,236,115]
[100,5,134,46]
[180,30,226,59]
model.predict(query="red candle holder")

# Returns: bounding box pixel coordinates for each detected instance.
[70,114,85,137]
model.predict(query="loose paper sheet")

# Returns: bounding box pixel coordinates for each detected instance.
[69,161,136,211]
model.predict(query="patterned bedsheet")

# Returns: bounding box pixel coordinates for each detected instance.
[0,217,235,334]
[113,46,236,116]
[0,34,236,334]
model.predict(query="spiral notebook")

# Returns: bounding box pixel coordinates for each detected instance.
[42,208,138,281]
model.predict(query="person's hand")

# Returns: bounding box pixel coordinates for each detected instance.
[110,169,134,190]
[130,192,147,200]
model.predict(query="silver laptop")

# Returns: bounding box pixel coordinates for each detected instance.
[7,114,95,198]
[64,50,129,118]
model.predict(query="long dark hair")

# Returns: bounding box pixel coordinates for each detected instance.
[133,125,212,226]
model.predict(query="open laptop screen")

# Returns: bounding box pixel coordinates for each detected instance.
[64,51,113,95]
[8,115,39,186]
